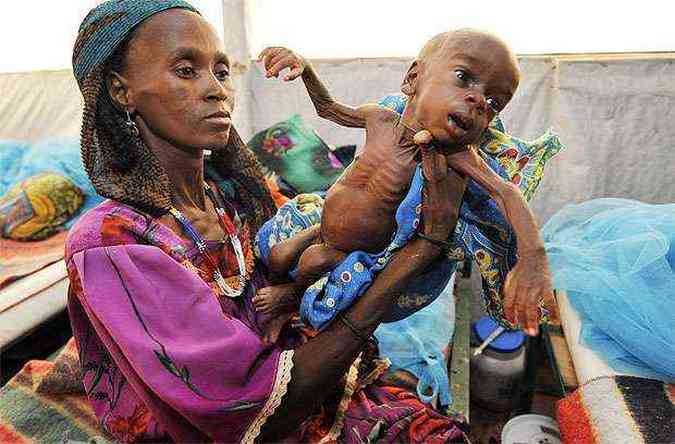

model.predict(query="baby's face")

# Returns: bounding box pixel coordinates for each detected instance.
[412,33,519,150]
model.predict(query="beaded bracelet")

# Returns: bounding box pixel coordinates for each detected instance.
[338,313,378,347]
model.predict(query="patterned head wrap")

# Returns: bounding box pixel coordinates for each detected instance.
[72,0,275,229]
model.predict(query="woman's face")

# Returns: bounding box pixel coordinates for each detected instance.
[118,9,234,151]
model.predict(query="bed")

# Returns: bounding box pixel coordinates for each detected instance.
[0,260,68,352]
[554,291,674,444]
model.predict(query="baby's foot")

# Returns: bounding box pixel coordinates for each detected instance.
[252,283,299,316]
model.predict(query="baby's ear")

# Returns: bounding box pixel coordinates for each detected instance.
[401,61,420,96]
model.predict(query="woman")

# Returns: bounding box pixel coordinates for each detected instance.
[67,1,468,442]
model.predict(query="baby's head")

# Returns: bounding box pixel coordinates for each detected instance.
[401,29,519,150]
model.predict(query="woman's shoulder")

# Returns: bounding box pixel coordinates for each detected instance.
[65,200,154,260]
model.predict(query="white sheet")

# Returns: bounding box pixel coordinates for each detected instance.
[556,290,636,385]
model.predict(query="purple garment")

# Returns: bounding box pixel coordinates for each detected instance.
[66,200,467,443]
[66,201,293,442]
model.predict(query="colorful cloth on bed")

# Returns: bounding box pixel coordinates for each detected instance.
[62,188,467,443]
[0,357,112,444]
[0,139,104,230]
[0,173,83,241]
[380,94,563,327]
[556,376,675,444]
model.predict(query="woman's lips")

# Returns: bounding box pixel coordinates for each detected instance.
[204,111,231,127]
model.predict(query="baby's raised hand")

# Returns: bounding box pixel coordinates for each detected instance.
[502,251,555,336]
[258,47,306,81]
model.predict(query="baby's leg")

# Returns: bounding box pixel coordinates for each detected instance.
[294,242,347,288]
[267,224,321,279]
[253,243,346,314]
[254,242,346,344]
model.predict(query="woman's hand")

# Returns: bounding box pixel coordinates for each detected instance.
[503,249,556,336]
[258,47,306,81]
[420,144,461,243]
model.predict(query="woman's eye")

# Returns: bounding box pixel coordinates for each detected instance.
[176,66,195,77]
[455,69,467,81]
[487,97,501,112]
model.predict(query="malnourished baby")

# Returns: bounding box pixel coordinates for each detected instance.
[253,29,553,339]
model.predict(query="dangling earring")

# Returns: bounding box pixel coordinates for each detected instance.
[125,110,139,137]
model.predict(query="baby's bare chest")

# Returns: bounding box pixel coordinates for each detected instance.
[350,130,419,201]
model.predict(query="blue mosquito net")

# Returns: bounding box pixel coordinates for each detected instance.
[542,198,675,382]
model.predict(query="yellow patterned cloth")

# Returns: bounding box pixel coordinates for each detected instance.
[0,173,83,241]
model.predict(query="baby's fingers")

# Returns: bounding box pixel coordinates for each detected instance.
[258,47,280,66]
[284,65,304,81]
[267,55,298,79]
[258,47,287,76]
[522,290,540,336]
[503,274,517,325]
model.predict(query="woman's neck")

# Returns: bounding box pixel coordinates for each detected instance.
[137,120,207,212]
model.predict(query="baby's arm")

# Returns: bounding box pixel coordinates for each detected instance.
[259,47,379,128]
[446,147,554,335]
[447,148,542,252]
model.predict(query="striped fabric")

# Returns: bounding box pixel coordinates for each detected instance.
[557,376,675,444]
[0,358,111,443]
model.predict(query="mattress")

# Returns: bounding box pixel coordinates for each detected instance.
[555,289,636,384]
[0,260,68,351]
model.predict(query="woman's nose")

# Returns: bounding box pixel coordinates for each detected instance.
[204,73,231,102]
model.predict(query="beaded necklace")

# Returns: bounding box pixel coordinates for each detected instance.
[169,182,248,298]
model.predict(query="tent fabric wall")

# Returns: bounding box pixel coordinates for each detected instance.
[1,55,674,223]
[246,55,675,223]
[0,71,83,142]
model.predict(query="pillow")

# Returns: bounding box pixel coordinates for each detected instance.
[248,114,345,194]
[0,173,84,241]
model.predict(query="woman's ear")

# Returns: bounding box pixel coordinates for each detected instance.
[106,71,134,112]
[401,61,420,96]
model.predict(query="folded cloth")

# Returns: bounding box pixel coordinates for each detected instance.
[247,114,345,194]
